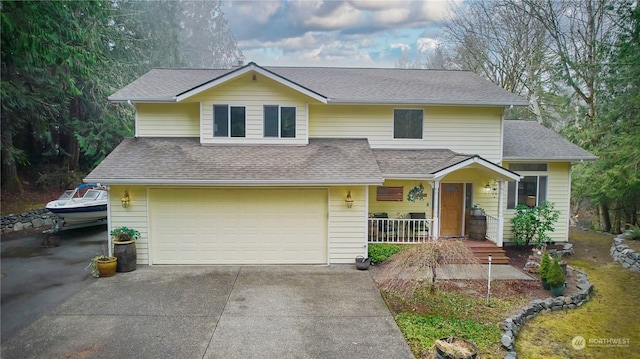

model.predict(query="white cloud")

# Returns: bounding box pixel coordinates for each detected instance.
[417,37,440,52]
[390,43,411,51]
[303,2,363,30]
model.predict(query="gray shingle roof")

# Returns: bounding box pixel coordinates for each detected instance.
[84,138,384,185]
[109,62,529,106]
[372,149,472,177]
[503,120,597,161]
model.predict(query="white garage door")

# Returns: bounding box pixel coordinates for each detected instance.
[149,188,327,264]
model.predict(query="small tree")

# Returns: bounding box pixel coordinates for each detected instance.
[539,251,551,279]
[511,201,560,247]
[374,240,481,295]
[545,257,566,287]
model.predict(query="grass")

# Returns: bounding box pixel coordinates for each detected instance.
[383,284,526,358]
[515,229,640,358]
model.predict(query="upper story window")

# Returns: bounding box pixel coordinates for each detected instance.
[214,104,245,137]
[393,109,423,139]
[507,163,548,209]
[264,105,296,138]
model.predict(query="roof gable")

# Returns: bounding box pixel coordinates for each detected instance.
[109,62,529,106]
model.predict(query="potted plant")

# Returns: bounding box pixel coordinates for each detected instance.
[87,255,117,278]
[111,226,140,273]
[539,251,551,290]
[470,204,484,217]
[546,257,566,296]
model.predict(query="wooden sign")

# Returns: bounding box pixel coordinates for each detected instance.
[376,186,403,201]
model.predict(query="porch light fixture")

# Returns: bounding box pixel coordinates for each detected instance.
[121,190,131,208]
[485,181,498,198]
[252,74,257,81]
[345,191,354,208]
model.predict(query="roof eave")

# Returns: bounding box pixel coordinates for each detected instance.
[502,156,598,163]
[108,97,177,103]
[327,99,530,106]
[83,178,384,186]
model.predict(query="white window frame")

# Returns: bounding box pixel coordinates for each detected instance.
[263,105,296,138]
[507,163,548,209]
[213,104,246,138]
[393,108,424,139]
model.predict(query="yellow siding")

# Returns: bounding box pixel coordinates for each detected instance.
[109,185,149,264]
[368,180,433,218]
[502,162,571,243]
[309,105,503,162]
[191,73,314,145]
[136,103,199,137]
[328,186,368,263]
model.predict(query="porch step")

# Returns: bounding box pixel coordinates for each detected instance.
[463,239,510,265]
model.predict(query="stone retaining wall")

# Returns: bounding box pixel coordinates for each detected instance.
[500,267,594,359]
[1,209,57,234]
[610,234,640,272]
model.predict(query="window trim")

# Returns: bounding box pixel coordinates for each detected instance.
[393,108,424,139]
[213,104,246,138]
[263,105,296,138]
[507,163,549,209]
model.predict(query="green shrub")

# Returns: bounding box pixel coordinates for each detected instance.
[368,244,406,264]
[625,224,640,240]
[545,258,565,287]
[510,201,560,247]
[539,251,551,279]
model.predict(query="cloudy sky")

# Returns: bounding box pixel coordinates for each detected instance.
[223,0,461,68]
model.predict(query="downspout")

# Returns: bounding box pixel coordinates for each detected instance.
[105,186,113,257]
[127,100,138,137]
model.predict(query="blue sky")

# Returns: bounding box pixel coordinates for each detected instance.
[223,0,460,68]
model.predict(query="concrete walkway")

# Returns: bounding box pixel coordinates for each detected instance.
[438,264,535,280]
[1,265,415,359]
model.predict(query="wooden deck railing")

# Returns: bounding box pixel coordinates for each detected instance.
[367,218,433,243]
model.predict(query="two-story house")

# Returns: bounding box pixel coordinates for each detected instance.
[85,62,595,265]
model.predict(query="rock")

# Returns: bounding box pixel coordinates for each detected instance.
[13,222,23,231]
[501,333,513,349]
[503,351,517,359]
[32,218,44,228]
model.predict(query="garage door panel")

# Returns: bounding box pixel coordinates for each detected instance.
[150,189,327,264]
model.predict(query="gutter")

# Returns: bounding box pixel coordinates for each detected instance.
[83,179,385,187]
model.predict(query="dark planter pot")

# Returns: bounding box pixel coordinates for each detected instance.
[355,256,370,270]
[541,277,551,290]
[550,283,566,297]
[114,240,137,272]
[97,257,117,277]
[435,337,478,359]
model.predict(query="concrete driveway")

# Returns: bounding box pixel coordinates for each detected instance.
[1,225,108,342]
[1,265,414,358]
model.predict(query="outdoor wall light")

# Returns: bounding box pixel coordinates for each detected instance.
[121,190,131,208]
[485,181,498,198]
[252,74,257,81]
[345,191,354,208]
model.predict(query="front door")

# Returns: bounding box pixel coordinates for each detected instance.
[440,183,463,236]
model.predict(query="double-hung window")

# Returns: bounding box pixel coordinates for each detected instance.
[393,109,423,139]
[507,163,548,209]
[213,104,245,137]
[264,105,296,138]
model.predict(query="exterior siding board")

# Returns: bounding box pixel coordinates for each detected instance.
[191,74,312,145]
[109,185,149,264]
[502,162,571,243]
[137,103,199,137]
[328,186,367,263]
[309,105,503,162]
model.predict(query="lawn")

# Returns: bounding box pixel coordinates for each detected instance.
[370,230,640,358]
[515,229,640,358]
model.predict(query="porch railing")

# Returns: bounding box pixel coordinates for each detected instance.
[485,214,498,242]
[368,218,433,243]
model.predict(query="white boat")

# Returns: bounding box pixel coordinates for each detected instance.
[46,184,108,225]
